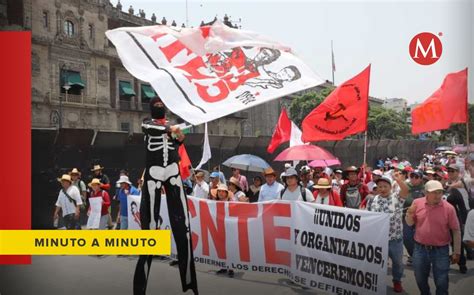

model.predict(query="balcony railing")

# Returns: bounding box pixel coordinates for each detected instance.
[120,99,133,111]
[54,93,97,105]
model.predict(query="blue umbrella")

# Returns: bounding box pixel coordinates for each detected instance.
[222,154,270,172]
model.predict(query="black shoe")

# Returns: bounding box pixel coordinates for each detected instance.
[169,260,179,266]
[227,270,234,277]
[460,265,467,274]
[216,269,227,275]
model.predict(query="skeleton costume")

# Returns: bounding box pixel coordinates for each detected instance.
[134,97,198,295]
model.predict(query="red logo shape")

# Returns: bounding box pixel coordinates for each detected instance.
[409,32,442,65]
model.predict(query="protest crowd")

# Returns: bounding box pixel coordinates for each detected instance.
[46,15,473,295]
[53,148,474,294]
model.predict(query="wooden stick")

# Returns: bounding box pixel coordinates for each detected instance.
[363,130,368,165]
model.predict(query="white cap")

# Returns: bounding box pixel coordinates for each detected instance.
[425,180,444,192]
[372,169,383,177]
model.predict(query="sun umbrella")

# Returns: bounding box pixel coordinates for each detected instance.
[274,145,337,161]
[222,154,270,172]
[452,144,474,153]
[308,159,341,168]
[435,146,451,152]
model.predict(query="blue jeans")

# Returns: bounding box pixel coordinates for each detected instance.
[389,239,404,282]
[403,219,415,257]
[413,243,450,295]
[120,215,128,230]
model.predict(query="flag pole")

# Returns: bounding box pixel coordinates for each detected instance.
[331,40,335,85]
[465,67,470,174]
[466,101,470,157]
[363,130,368,166]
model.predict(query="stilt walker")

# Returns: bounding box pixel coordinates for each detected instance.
[134,97,198,295]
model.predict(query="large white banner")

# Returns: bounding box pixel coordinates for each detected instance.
[152,196,389,295]
[106,21,324,125]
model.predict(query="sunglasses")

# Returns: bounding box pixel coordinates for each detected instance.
[410,175,420,179]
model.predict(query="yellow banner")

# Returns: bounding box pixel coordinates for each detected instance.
[0,230,171,255]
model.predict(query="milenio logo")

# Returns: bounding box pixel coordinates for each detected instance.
[409,32,443,65]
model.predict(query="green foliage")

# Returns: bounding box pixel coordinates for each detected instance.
[288,88,333,126]
[367,107,411,139]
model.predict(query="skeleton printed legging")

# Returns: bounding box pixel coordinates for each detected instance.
[134,124,198,295]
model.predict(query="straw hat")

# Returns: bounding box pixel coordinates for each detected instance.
[216,184,229,192]
[263,167,277,176]
[88,178,103,187]
[344,166,359,173]
[195,171,205,178]
[228,177,242,190]
[91,164,104,171]
[314,178,332,189]
[57,174,72,183]
[70,168,81,175]
[425,169,436,175]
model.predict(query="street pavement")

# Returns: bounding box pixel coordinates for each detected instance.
[1,254,473,295]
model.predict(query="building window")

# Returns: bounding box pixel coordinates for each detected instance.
[60,70,84,96]
[43,11,48,28]
[140,84,156,111]
[121,122,130,133]
[64,20,75,37]
[88,24,94,40]
[118,80,136,110]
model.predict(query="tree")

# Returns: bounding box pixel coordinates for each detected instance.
[367,107,411,139]
[288,88,333,126]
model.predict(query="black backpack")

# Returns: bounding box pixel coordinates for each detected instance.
[280,186,307,202]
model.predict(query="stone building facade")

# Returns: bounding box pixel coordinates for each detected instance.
[2,0,386,138]
[1,0,247,136]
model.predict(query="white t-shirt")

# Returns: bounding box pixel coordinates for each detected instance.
[463,210,474,242]
[314,194,330,205]
[259,182,285,202]
[281,186,315,202]
[193,181,209,199]
[55,185,83,217]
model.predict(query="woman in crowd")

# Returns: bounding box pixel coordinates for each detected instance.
[229,177,249,202]
[215,184,235,277]
[247,176,263,203]
[312,178,343,206]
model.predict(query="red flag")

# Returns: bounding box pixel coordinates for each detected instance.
[267,108,292,153]
[302,65,371,141]
[178,144,191,180]
[411,68,468,134]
